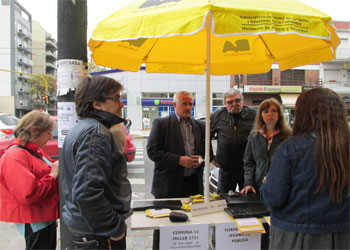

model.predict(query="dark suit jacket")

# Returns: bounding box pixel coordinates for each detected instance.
[147,114,206,198]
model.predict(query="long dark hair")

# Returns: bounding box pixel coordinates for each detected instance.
[253,98,292,139]
[293,88,350,203]
[75,75,123,117]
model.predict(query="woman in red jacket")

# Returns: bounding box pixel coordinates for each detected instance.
[0,110,59,250]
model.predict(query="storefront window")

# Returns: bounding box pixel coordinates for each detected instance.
[212,93,224,111]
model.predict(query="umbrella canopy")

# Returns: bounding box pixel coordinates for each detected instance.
[89,0,339,202]
[89,0,339,75]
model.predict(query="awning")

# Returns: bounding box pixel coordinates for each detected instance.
[280,94,299,107]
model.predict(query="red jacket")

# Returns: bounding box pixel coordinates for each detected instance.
[0,139,59,223]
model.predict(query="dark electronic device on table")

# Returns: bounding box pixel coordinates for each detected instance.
[220,192,270,218]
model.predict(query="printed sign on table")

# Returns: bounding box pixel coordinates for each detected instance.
[216,222,261,249]
[160,224,209,249]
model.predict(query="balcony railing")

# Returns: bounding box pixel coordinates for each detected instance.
[322,81,350,88]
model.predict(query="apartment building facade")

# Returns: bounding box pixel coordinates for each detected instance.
[0,1,57,117]
[0,0,33,116]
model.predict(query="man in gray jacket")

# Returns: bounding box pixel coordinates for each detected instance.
[210,88,256,193]
[60,76,132,249]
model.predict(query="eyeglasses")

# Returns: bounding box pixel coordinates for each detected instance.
[226,98,241,105]
[105,95,121,102]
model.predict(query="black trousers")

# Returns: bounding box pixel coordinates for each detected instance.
[218,168,244,193]
[25,222,56,250]
[71,233,126,250]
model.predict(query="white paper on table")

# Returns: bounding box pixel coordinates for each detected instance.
[216,222,261,249]
[233,218,265,234]
[160,224,209,249]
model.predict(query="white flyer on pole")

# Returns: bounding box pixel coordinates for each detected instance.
[57,59,87,95]
[160,224,209,249]
[215,222,261,249]
[57,102,77,148]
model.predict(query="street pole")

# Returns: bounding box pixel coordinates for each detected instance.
[57,0,87,249]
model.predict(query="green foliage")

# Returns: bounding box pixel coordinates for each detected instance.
[27,74,57,105]
[88,61,109,73]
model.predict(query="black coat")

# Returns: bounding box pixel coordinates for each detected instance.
[147,114,206,198]
[243,131,287,189]
[210,106,256,171]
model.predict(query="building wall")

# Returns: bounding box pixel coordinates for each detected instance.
[305,70,319,85]
[0,4,12,96]
[32,21,46,75]
[94,70,230,131]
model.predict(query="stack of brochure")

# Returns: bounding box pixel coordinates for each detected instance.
[145,209,172,218]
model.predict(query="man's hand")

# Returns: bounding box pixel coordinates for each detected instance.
[179,156,193,168]
[240,185,256,194]
[49,161,59,180]
[179,155,202,168]
[191,155,202,168]
[211,158,220,167]
[109,232,125,241]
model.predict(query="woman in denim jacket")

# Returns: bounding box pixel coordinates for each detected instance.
[260,88,349,249]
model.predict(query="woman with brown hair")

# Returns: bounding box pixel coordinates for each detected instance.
[0,110,59,250]
[260,88,349,249]
[241,98,291,194]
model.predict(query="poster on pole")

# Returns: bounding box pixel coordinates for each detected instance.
[160,224,209,249]
[57,102,76,148]
[57,59,87,95]
[215,222,261,249]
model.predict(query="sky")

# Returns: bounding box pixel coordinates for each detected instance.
[17,0,350,41]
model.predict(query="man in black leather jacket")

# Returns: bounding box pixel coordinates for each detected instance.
[60,76,132,249]
[210,88,256,194]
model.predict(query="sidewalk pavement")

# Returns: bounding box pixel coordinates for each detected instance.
[0,219,153,250]
[130,129,150,139]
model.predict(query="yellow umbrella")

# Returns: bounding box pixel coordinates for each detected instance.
[89,0,339,74]
[89,0,339,202]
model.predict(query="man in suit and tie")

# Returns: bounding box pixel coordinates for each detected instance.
[147,90,206,199]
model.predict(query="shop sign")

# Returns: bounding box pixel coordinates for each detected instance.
[216,222,261,249]
[244,85,302,93]
[160,224,209,249]
[142,98,196,106]
[302,85,318,92]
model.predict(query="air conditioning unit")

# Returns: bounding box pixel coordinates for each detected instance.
[19,87,24,92]
[19,101,24,106]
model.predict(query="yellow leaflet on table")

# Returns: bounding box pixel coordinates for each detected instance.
[145,209,171,218]
[232,218,266,234]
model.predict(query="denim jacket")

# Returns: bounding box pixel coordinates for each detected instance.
[260,135,349,234]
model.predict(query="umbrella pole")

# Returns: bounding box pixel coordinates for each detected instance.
[204,13,212,203]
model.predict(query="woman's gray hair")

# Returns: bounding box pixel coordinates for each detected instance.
[14,110,55,145]
[224,88,243,102]
[173,91,193,104]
